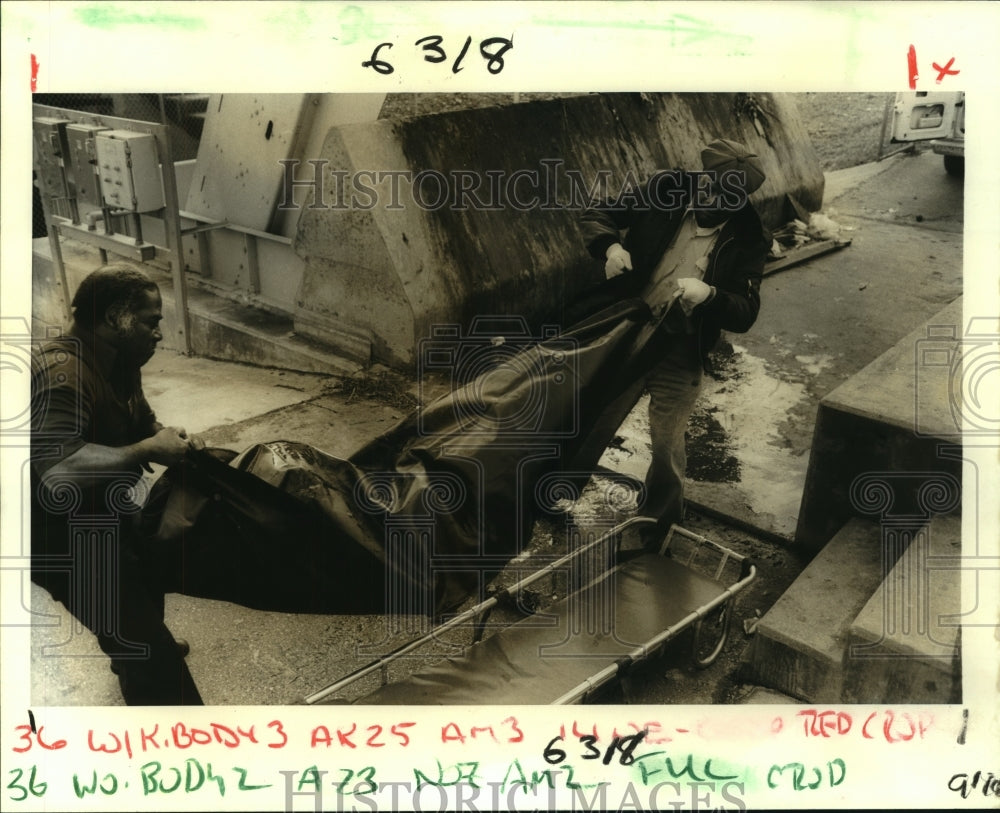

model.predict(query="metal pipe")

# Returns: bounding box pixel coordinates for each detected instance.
[131,211,143,246]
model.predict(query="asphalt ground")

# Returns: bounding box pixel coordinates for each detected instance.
[26,148,963,706]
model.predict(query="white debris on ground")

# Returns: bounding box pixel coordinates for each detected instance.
[769,209,851,257]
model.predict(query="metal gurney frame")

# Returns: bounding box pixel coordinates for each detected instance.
[304,518,757,705]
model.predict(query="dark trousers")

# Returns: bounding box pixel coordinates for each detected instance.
[31,512,203,706]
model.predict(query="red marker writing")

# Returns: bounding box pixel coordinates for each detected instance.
[907,44,919,89]
[933,57,959,84]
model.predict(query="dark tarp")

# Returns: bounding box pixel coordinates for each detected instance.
[147,281,683,617]
[141,444,388,613]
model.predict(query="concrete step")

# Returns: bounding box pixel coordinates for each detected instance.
[842,513,962,703]
[157,271,363,376]
[795,297,964,552]
[32,239,362,376]
[739,517,896,702]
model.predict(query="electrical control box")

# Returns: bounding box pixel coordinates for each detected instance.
[95,130,165,212]
[33,117,72,204]
[66,123,111,208]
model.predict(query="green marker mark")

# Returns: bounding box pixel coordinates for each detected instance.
[264,6,315,36]
[531,13,752,48]
[75,4,206,31]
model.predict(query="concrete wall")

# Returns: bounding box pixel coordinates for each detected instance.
[292,92,824,368]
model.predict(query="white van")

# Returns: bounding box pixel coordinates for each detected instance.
[887,91,965,177]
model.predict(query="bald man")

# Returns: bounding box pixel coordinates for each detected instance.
[580,139,770,543]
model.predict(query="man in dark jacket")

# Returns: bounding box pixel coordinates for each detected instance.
[579,139,770,542]
[31,262,205,704]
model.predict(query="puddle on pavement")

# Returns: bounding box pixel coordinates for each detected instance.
[597,341,816,533]
[693,343,812,524]
[686,407,741,483]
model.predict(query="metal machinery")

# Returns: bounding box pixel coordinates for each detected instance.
[33,102,194,349]
[33,95,387,362]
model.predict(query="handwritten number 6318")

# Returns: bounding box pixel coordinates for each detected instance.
[363,35,514,75]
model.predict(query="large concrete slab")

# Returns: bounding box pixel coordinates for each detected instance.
[843,513,962,704]
[294,92,825,367]
[740,518,889,702]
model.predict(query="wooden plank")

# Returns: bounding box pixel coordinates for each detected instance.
[763,238,852,276]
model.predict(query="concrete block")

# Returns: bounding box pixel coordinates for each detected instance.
[291,124,420,368]
[740,518,891,702]
[292,306,371,365]
[293,92,825,368]
[795,297,964,552]
[843,514,962,703]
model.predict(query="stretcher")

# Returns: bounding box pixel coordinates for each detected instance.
[304,519,756,705]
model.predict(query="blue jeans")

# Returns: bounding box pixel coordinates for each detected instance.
[644,359,704,531]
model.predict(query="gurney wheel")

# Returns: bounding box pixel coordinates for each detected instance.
[691,599,731,668]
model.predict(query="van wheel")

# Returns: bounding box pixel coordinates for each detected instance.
[944,155,964,178]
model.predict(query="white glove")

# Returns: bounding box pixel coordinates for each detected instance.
[676,277,714,315]
[604,243,633,279]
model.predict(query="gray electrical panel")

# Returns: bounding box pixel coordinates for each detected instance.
[66,123,111,209]
[33,116,72,205]
[95,130,165,212]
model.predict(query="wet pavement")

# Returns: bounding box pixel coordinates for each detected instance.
[26,149,963,706]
